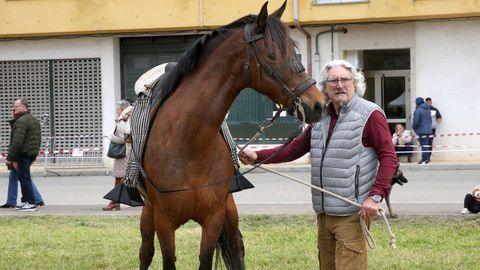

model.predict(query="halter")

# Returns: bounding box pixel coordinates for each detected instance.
[243,23,316,112]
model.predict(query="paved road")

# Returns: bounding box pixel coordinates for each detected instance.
[0,166,478,216]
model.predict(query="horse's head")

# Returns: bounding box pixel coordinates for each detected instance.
[244,1,325,124]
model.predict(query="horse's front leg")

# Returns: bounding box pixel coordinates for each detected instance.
[223,194,246,270]
[139,203,155,270]
[199,208,226,270]
[154,213,177,270]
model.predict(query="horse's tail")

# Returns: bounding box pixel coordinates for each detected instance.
[214,225,244,270]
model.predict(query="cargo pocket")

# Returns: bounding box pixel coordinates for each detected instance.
[337,240,367,270]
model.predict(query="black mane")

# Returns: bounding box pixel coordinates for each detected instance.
[151,13,301,105]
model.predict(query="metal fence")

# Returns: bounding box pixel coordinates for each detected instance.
[40,135,106,176]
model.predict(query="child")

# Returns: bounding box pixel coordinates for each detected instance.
[461,185,480,214]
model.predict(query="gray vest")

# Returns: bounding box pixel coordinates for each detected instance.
[310,95,383,215]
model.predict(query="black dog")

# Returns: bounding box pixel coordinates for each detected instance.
[385,164,408,218]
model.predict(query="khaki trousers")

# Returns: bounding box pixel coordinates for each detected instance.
[316,213,369,270]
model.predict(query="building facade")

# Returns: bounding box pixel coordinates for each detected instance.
[1,0,480,162]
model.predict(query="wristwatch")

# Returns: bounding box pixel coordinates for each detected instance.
[371,195,383,203]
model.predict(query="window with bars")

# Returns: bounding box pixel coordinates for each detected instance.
[0,59,103,155]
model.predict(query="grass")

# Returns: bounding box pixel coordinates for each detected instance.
[0,215,478,269]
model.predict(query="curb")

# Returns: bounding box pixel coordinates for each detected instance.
[1,162,479,178]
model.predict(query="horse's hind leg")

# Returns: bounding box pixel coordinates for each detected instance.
[139,204,155,270]
[223,194,245,269]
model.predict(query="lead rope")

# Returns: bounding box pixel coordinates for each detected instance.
[255,166,397,249]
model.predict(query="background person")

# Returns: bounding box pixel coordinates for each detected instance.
[425,97,442,161]
[412,97,432,165]
[5,98,42,212]
[1,169,44,208]
[103,100,133,211]
[461,185,480,214]
[240,59,397,270]
[392,123,414,163]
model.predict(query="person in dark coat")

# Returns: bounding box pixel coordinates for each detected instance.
[412,97,432,164]
[6,98,42,212]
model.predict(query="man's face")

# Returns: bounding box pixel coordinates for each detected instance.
[426,100,432,106]
[324,66,356,110]
[12,100,27,117]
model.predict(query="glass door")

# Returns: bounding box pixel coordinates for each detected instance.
[364,70,410,133]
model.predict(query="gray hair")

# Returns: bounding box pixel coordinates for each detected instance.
[318,59,366,97]
[116,100,131,110]
[17,97,29,109]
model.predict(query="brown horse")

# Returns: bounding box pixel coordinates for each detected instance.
[139,2,325,269]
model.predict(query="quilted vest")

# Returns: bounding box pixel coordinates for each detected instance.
[310,95,383,215]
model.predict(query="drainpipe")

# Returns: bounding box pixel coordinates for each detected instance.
[200,0,204,27]
[314,26,348,79]
[293,0,312,77]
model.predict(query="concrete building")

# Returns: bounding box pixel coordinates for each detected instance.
[1,0,479,163]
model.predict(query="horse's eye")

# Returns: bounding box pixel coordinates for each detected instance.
[267,53,276,61]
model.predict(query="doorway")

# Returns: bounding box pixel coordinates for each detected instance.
[361,49,411,133]
[364,70,410,132]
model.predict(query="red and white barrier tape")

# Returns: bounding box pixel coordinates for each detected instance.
[1,147,103,158]
[235,131,480,141]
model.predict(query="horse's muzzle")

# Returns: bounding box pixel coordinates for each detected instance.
[300,101,323,124]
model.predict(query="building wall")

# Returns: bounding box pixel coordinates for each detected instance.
[414,20,480,161]
[307,19,480,162]
[1,0,480,38]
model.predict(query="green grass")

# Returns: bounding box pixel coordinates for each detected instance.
[0,215,478,269]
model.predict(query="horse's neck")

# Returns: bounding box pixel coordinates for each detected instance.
[172,61,244,128]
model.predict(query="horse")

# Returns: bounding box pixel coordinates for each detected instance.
[139,2,326,269]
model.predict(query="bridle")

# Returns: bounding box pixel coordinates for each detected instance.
[243,23,316,114]
[238,23,316,154]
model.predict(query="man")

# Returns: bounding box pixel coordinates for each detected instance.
[425,97,442,161]
[1,107,44,209]
[5,98,42,212]
[239,60,397,270]
[412,97,432,164]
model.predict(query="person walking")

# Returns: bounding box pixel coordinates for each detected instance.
[1,169,44,209]
[103,100,133,211]
[412,97,432,164]
[425,97,442,161]
[5,98,42,212]
[1,107,44,209]
[239,60,397,270]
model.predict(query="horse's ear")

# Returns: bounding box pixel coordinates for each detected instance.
[256,1,269,33]
[271,0,287,19]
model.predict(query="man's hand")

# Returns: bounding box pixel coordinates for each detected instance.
[238,149,257,165]
[358,196,381,218]
[12,161,18,171]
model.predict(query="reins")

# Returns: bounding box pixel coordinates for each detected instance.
[247,165,397,249]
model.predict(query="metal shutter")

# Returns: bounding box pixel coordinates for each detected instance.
[0,59,103,164]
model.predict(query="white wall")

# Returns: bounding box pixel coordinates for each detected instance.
[290,21,480,162]
[0,37,121,157]
[415,20,480,161]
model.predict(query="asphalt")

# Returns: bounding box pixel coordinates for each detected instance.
[0,161,479,217]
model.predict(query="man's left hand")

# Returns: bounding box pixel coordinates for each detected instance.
[358,197,381,218]
[12,161,18,171]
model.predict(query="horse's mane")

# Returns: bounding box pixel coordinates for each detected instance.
[151,13,303,105]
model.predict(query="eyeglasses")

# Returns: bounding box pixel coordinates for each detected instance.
[326,77,353,86]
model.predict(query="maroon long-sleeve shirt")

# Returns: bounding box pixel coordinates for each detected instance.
[256,104,398,198]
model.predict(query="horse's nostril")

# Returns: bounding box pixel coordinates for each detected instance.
[314,102,323,114]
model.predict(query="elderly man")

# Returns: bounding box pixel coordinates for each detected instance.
[239,60,397,270]
[6,98,42,212]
